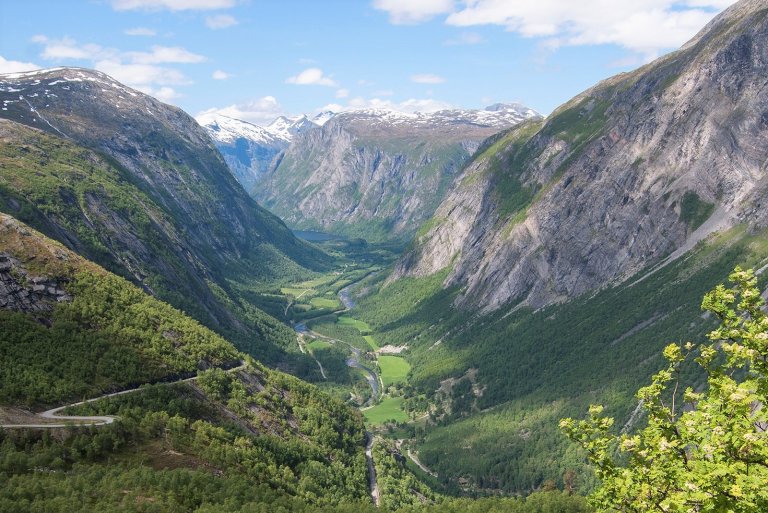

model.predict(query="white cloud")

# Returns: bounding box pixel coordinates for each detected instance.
[411,73,445,84]
[285,67,337,87]
[31,36,206,105]
[444,0,734,58]
[373,1,733,57]
[125,27,157,36]
[111,0,235,11]
[684,0,735,7]
[142,86,180,101]
[33,37,204,66]
[372,0,454,24]
[317,103,345,113]
[444,31,484,45]
[335,88,350,98]
[33,36,112,61]
[127,46,206,64]
[212,69,231,80]
[338,96,454,113]
[205,14,238,29]
[0,56,41,74]
[196,96,285,126]
[95,59,190,86]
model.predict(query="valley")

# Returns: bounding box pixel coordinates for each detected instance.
[2,0,768,511]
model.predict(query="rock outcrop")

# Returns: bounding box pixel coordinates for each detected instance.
[0,254,71,314]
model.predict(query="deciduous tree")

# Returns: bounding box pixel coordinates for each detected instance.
[561,267,768,512]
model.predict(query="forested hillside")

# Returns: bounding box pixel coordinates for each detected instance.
[0,211,369,507]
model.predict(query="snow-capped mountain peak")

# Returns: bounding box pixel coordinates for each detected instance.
[197,112,319,147]
[326,103,541,130]
[266,115,317,140]
[311,110,337,126]
[196,112,281,145]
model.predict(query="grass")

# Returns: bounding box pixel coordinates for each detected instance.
[363,335,380,351]
[294,274,340,289]
[364,397,408,425]
[338,315,372,334]
[280,287,312,297]
[310,296,342,309]
[306,339,333,352]
[378,356,411,387]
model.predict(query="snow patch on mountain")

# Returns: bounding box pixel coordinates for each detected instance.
[198,112,319,147]
[336,103,539,128]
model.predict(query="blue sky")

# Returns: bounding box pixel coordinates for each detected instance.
[0,0,735,125]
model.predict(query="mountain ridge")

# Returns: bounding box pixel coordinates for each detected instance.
[391,0,768,311]
[0,66,329,371]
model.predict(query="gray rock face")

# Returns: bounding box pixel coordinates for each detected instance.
[393,0,768,311]
[256,106,540,241]
[0,253,71,314]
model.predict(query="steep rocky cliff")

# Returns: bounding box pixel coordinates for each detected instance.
[393,0,768,311]
[256,105,540,242]
[0,68,328,366]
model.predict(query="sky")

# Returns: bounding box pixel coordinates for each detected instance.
[0,0,737,125]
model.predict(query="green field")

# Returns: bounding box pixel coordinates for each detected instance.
[310,296,342,309]
[378,356,411,387]
[280,287,312,297]
[364,396,408,424]
[294,274,340,289]
[338,315,371,333]
[363,335,380,351]
[306,339,333,352]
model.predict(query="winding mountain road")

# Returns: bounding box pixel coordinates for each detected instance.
[407,448,437,477]
[1,362,246,429]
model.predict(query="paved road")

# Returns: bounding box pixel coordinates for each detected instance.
[366,433,381,507]
[1,362,246,429]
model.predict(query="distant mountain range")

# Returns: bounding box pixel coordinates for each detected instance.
[200,103,540,241]
[196,112,319,192]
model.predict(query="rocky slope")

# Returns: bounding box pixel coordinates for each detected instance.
[393,0,768,311]
[256,104,540,241]
[0,67,329,367]
[197,112,317,192]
